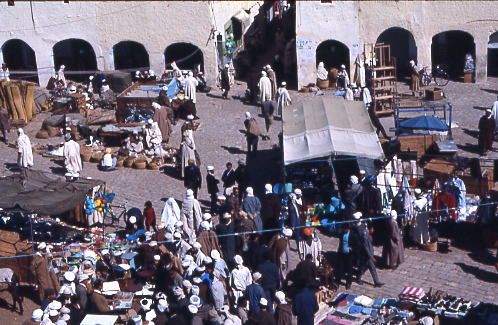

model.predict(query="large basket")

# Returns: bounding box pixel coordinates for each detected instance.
[46,125,61,137]
[147,162,160,170]
[133,159,147,170]
[124,157,136,168]
[116,158,125,168]
[317,79,329,89]
[423,241,438,252]
[81,151,93,162]
[90,152,104,163]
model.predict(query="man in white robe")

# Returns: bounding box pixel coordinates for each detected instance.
[184,71,199,104]
[64,133,82,175]
[276,81,291,117]
[316,62,328,81]
[258,71,272,104]
[229,255,252,305]
[144,119,162,149]
[16,128,33,168]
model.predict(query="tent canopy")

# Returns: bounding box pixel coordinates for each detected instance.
[0,170,104,215]
[399,115,448,131]
[282,96,385,165]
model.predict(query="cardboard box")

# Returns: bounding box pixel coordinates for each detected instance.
[425,87,444,101]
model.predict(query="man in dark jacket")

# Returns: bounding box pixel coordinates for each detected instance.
[246,272,266,316]
[248,298,276,325]
[343,175,363,217]
[257,251,280,313]
[261,183,281,234]
[353,213,384,287]
[215,213,236,267]
[293,253,318,289]
[0,109,10,143]
[206,165,220,213]
[335,222,359,289]
[220,64,231,99]
[184,159,202,198]
[235,159,250,196]
[221,162,236,189]
[292,286,318,325]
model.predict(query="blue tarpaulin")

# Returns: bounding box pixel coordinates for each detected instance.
[399,115,448,131]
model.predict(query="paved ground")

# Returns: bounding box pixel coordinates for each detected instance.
[0,79,497,322]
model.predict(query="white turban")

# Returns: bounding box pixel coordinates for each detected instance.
[246,187,254,196]
[265,184,273,194]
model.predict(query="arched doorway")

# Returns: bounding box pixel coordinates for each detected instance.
[113,41,149,72]
[432,31,475,81]
[1,39,38,83]
[316,40,350,73]
[53,39,97,82]
[376,27,417,79]
[164,42,204,73]
[488,32,498,77]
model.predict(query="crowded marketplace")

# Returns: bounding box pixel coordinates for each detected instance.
[0,1,497,325]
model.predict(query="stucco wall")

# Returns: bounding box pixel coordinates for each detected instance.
[296,1,498,88]
[0,1,251,86]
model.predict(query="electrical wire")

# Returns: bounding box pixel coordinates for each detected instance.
[0,199,496,260]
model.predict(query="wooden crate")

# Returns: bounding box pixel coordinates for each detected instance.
[425,88,444,101]
[399,135,443,158]
[423,159,456,183]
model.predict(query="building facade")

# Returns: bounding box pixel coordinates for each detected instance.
[296,1,498,88]
[0,1,258,86]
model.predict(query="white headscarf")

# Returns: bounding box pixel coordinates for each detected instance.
[161,198,181,228]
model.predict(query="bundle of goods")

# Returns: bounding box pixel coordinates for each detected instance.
[399,286,426,303]
[0,80,37,126]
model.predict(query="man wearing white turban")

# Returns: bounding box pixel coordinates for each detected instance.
[64,133,82,176]
[16,128,33,168]
[241,187,263,233]
[257,71,272,103]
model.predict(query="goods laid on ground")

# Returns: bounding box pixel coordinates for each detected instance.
[318,286,495,325]
[0,80,37,127]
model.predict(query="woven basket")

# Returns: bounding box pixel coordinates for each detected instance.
[116,158,125,168]
[317,79,329,89]
[147,162,160,170]
[81,151,93,162]
[423,241,438,252]
[124,157,136,168]
[36,130,49,139]
[133,159,147,170]
[46,125,61,137]
[90,152,104,163]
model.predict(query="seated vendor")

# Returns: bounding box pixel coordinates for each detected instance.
[99,148,117,171]
[123,132,144,157]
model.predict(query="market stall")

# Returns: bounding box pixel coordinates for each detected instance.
[282,96,385,197]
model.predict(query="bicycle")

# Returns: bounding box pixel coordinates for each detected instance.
[105,199,129,227]
[421,65,449,87]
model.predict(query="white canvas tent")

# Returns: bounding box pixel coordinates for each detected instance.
[282,96,385,165]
